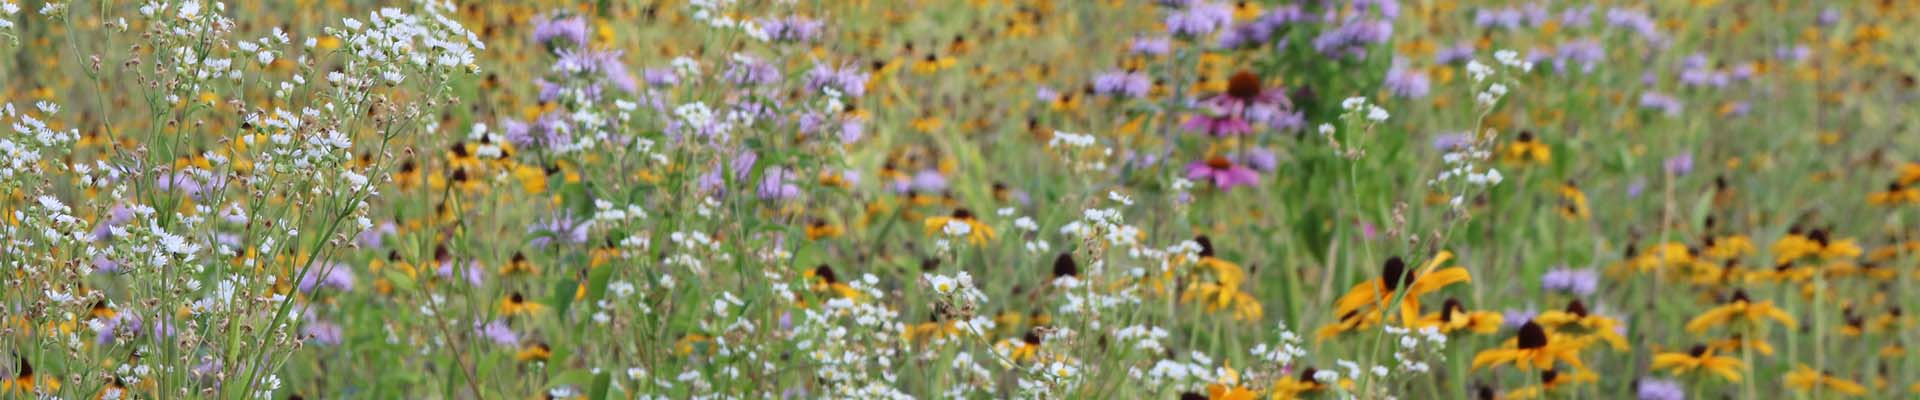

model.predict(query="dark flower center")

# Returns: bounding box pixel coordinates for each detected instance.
[1195,235,1215,258]
[1381,256,1410,291]
[1565,300,1589,317]
[1688,344,1708,357]
[1206,156,1233,169]
[1517,321,1549,349]
[1052,253,1079,278]
[1226,71,1263,100]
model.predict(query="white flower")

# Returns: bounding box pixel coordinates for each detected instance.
[927,274,957,295]
[941,219,972,237]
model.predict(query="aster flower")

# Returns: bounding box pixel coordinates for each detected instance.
[1384,59,1430,99]
[1092,69,1151,99]
[758,15,822,43]
[1540,267,1598,296]
[1185,156,1260,190]
[1636,378,1687,400]
[531,13,589,51]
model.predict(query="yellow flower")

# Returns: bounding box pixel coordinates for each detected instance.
[1556,182,1590,221]
[1,359,58,394]
[1411,298,1503,335]
[1685,291,1796,333]
[923,209,997,245]
[1504,369,1597,399]
[1472,321,1587,372]
[1330,252,1470,333]
[1267,369,1331,400]
[805,218,844,240]
[1501,130,1552,165]
[1772,229,1861,264]
[1651,344,1744,382]
[515,342,553,362]
[1531,300,1628,351]
[1784,364,1868,396]
[498,252,538,277]
[498,292,546,317]
[1708,335,1775,356]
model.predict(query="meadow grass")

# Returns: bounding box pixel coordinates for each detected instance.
[0,0,1917,399]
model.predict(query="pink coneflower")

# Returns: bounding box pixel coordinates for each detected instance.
[1185,156,1260,190]
[1183,71,1291,137]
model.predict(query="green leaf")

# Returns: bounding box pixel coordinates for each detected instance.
[588,371,613,400]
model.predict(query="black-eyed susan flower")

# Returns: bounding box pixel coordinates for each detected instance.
[1501,130,1551,165]
[1556,181,1590,221]
[1783,364,1868,396]
[1709,334,1776,356]
[804,218,843,240]
[1412,298,1503,335]
[1472,321,1587,372]
[2,358,57,394]
[1651,344,1744,382]
[1685,290,1796,333]
[1772,229,1862,264]
[1504,369,1597,399]
[1532,300,1628,351]
[499,252,538,277]
[1268,368,1339,400]
[515,341,552,362]
[924,208,996,245]
[499,292,546,317]
[1329,252,1471,336]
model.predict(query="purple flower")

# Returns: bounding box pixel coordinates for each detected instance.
[1501,308,1538,330]
[807,62,869,98]
[1637,378,1686,400]
[1240,147,1278,172]
[1092,69,1152,98]
[759,16,823,43]
[1185,157,1260,191]
[1817,8,1840,26]
[1626,177,1647,198]
[1184,72,1291,137]
[643,67,679,87]
[1035,86,1060,102]
[304,320,344,346]
[1165,2,1234,38]
[478,320,519,346]
[91,204,135,242]
[1217,5,1303,49]
[757,167,802,201]
[911,170,949,193]
[298,263,356,293]
[436,260,486,286]
[1664,153,1693,176]
[1475,7,1523,29]
[532,13,589,50]
[553,49,636,93]
[724,54,784,86]
[528,211,592,248]
[1540,267,1598,296]
[1431,132,1473,151]
[1435,41,1474,64]
[356,220,398,249]
[1384,60,1429,99]
[1606,8,1666,47]
[1554,39,1605,74]
[1638,92,1682,116]
[1311,17,1393,60]
[1130,36,1172,55]
[1559,5,1595,28]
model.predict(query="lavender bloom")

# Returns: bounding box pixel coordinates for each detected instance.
[1092,69,1152,98]
[528,211,592,248]
[1165,2,1234,38]
[1435,41,1474,64]
[1637,378,1686,400]
[1522,3,1550,26]
[91,204,135,242]
[757,167,802,201]
[1475,7,1523,29]
[1555,39,1605,74]
[532,14,589,50]
[1723,101,1751,117]
[1354,0,1400,19]
[478,320,519,346]
[1240,147,1278,172]
[1605,8,1666,47]
[1130,36,1172,56]
[759,16,823,43]
[1559,5,1595,28]
[1431,132,1473,151]
[1817,8,1840,26]
[356,220,398,249]
[1311,17,1393,60]
[1626,177,1647,198]
[1639,92,1683,116]
[1264,110,1305,132]
[911,170,950,193]
[297,263,356,293]
[1664,153,1693,176]
[553,49,636,93]
[1217,5,1303,49]
[1501,308,1538,330]
[1774,45,1811,62]
[304,320,344,346]
[1384,60,1430,99]
[643,67,679,87]
[436,260,487,286]
[724,54,784,86]
[1035,86,1060,102]
[1540,267,1599,296]
[807,62,870,98]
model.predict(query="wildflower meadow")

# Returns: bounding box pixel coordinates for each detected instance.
[3,0,1918,398]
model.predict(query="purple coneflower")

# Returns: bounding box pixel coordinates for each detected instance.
[1183,71,1289,137]
[1185,156,1260,191]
